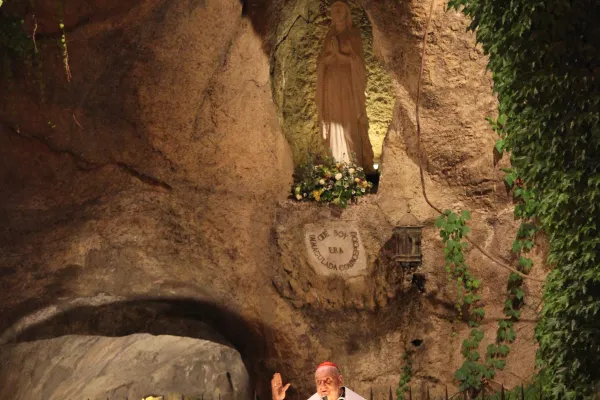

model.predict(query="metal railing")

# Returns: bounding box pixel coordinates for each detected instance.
[371,384,542,400]
[135,385,543,400]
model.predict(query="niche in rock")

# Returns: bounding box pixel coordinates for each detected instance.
[271,0,395,167]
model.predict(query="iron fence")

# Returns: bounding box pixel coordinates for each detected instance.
[134,385,543,400]
[370,384,543,400]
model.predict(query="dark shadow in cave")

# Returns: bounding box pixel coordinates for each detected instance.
[8,297,276,396]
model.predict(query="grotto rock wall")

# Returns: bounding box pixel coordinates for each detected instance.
[0,0,547,398]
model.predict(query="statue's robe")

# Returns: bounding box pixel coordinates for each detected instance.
[316,26,375,173]
[307,387,367,400]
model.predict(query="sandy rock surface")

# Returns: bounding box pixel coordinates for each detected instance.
[0,0,547,398]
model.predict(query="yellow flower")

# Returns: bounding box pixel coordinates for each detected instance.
[354,177,361,183]
[295,194,302,200]
[312,190,322,201]
[349,168,355,174]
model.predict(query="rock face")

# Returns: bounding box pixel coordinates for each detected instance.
[0,0,547,398]
[0,334,251,399]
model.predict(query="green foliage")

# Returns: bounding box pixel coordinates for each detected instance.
[292,156,373,208]
[487,116,540,381]
[436,210,496,395]
[0,5,48,104]
[448,0,600,397]
[396,350,414,397]
[486,372,547,400]
[0,13,33,79]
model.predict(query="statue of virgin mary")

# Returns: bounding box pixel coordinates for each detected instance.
[316,1,375,173]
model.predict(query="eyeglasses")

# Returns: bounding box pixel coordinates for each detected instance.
[316,377,335,386]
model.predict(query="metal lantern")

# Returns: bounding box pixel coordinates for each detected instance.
[392,212,424,269]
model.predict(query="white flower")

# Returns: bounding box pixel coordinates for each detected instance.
[349,168,355,174]
[344,184,349,188]
[335,173,342,180]
[303,193,307,197]
[295,194,302,200]
[352,190,356,194]
[319,179,325,185]
[361,188,366,193]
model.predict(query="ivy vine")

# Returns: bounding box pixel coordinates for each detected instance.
[436,210,497,396]
[0,14,33,81]
[448,0,600,397]
[1,1,70,86]
[483,117,539,381]
[397,349,414,397]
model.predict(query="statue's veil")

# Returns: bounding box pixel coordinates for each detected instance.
[329,1,353,29]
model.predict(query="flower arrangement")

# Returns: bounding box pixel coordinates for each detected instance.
[292,157,373,208]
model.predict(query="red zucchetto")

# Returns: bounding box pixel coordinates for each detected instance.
[316,361,340,372]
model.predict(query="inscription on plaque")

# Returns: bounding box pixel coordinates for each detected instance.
[304,222,367,276]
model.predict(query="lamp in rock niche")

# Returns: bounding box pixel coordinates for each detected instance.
[392,211,423,269]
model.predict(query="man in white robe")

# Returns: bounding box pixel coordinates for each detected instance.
[271,361,366,400]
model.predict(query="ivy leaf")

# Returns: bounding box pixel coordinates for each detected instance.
[448,212,458,223]
[495,139,506,154]
[506,329,516,342]
[515,288,525,300]
[504,171,518,187]
[435,216,445,228]
[497,114,507,125]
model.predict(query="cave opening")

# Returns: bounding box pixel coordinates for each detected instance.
[0,298,271,399]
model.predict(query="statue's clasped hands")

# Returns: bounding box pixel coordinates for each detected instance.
[330,36,340,54]
[271,373,291,400]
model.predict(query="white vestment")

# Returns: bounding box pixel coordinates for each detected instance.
[307,387,366,400]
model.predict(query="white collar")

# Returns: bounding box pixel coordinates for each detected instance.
[307,387,366,400]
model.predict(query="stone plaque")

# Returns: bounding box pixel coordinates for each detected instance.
[304,222,367,277]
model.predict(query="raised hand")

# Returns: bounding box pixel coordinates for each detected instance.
[271,373,291,400]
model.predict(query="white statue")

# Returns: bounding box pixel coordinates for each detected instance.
[316,1,375,173]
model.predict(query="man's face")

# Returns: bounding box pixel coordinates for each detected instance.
[331,4,346,25]
[315,366,343,400]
